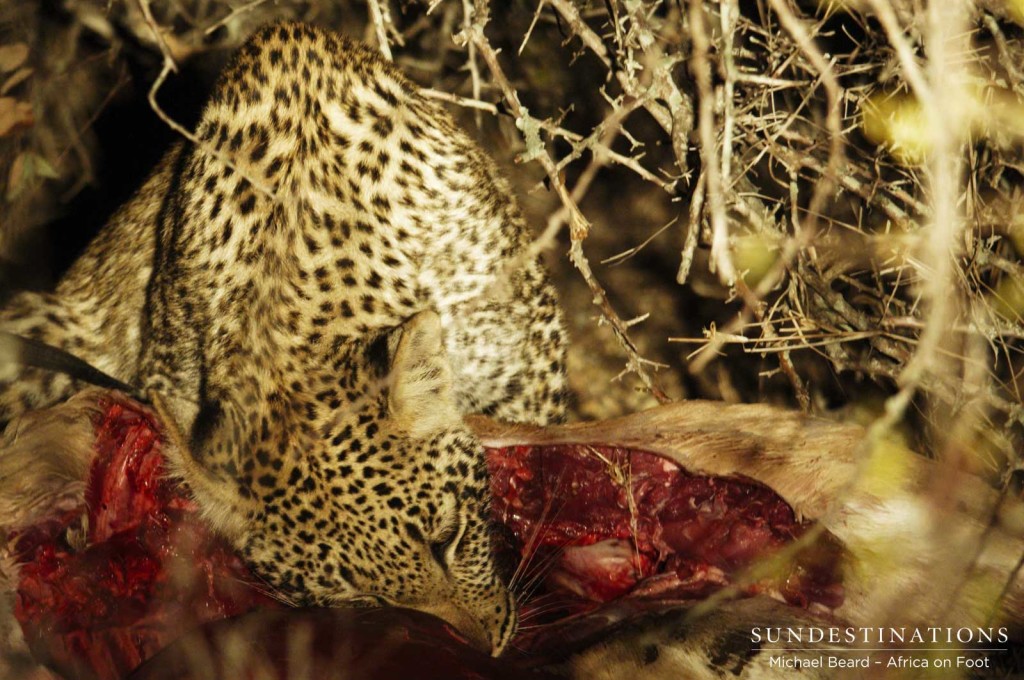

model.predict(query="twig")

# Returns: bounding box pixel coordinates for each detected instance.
[754,285,811,410]
[203,0,269,36]
[719,0,739,195]
[603,217,678,266]
[367,0,394,60]
[518,0,547,55]
[136,0,178,71]
[689,0,735,285]
[419,88,498,114]
[462,0,483,124]
[676,170,706,284]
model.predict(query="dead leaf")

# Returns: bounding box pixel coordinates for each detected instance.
[0,97,33,137]
[0,44,28,73]
[1,67,32,95]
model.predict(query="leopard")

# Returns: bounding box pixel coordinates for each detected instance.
[0,21,567,655]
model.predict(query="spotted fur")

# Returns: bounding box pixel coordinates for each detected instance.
[0,21,568,653]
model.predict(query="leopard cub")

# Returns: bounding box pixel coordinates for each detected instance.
[0,21,567,654]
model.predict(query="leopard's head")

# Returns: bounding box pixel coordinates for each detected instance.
[167,311,517,654]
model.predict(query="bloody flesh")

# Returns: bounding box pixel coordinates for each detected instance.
[12,401,275,680]
[9,398,844,679]
[487,444,844,612]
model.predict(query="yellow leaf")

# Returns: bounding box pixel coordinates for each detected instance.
[862,92,930,165]
[1009,0,1024,26]
[732,233,778,287]
[989,276,1024,322]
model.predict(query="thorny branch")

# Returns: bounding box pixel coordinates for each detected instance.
[461,20,671,402]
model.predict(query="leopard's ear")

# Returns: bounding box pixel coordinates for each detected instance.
[388,310,461,439]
